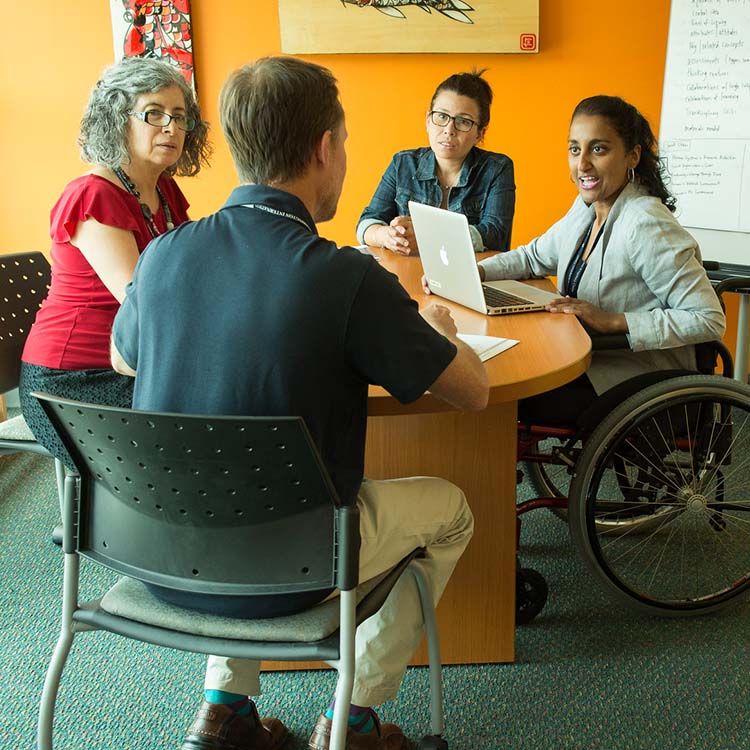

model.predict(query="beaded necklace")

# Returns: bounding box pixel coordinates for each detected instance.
[112,167,174,239]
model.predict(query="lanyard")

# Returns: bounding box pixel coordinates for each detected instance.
[563,219,605,298]
[241,203,314,233]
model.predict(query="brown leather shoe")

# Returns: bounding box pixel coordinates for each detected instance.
[180,700,288,749]
[308,712,406,750]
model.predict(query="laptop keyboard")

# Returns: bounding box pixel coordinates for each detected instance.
[482,285,535,308]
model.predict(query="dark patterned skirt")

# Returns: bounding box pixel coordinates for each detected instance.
[19,362,134,469]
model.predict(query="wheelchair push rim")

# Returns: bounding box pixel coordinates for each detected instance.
[524,437,679,534]
[568,375,750,616]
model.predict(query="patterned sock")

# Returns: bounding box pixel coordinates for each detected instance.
[324,700,376,734]
[205,689,254,717]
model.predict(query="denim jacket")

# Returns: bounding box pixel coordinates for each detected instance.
[356,147,515,252]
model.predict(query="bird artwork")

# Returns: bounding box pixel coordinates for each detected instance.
[341,0,475,24]
[111,0,195,86]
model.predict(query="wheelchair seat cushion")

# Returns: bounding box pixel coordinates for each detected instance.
[575,369,697,434]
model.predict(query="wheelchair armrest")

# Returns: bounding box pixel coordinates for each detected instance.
[714,276,750,298]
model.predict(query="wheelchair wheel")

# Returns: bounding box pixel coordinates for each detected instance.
[524,442,575,522]
[525,439,575,500]
[569,375,750,616]
[525,438,671,534]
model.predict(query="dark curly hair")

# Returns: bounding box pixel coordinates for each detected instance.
[430,68,493,131]
[78,57,211,177]
[572,95,675,212]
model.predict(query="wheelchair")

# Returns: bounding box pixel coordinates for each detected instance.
[514,276,750,624]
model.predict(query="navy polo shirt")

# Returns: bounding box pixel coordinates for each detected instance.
[113,185,457,506]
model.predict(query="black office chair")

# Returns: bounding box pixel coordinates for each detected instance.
[34,394,447,750]
[0,253,65,505]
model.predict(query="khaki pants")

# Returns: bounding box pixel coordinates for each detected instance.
[205,475,474,707]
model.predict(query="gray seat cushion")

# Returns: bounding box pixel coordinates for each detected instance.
[99,571,389,642]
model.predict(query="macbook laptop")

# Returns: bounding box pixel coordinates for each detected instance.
[409,201,560,316]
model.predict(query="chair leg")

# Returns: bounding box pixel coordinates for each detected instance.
[38,553,80,749]
[408,561,446,742]
[37,626,74,750]
[331,589,357,750]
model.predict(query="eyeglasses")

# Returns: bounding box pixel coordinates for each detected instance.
[428,110,477,132]
[128,109,196,132]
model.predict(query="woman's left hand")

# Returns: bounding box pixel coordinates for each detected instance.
[546,296,628,334]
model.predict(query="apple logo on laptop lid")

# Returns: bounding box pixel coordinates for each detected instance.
[439,245,449,266]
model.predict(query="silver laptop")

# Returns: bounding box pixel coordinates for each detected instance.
[409,201,560,316]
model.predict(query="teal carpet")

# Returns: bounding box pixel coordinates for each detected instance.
[2,449,749,750]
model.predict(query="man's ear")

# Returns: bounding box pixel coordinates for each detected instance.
[314,129,334,169]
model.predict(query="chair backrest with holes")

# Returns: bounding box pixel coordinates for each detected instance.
[0,252,51,393]
[36,393,359,613]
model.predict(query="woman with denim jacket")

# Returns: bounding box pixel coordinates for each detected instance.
[356,70,515,255]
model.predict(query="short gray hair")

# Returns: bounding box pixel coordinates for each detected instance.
[78,57,211,177]
[219,56,343,185]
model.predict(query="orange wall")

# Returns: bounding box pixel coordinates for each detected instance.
[0,0,739,350]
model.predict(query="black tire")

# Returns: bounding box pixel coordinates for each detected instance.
[516,567,548,624]
[569,375,750,616]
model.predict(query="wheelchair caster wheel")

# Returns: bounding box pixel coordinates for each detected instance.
[516,567,548,624]
[418,735,448,750]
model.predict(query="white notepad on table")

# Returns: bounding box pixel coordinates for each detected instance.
[457,334,519,362]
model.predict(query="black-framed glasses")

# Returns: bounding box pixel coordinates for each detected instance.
[128,109,196,132]
[428,110,477,132]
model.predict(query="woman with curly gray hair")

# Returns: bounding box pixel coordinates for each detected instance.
[20,56,211,466]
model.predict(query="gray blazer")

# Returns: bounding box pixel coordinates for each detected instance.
[480,183,726,393]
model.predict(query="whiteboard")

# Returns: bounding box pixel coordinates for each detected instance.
[659,0,750,267]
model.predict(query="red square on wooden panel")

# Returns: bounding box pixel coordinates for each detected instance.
[520,33,537,51]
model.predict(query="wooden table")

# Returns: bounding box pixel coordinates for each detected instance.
[265,251,590,670]
[364,252,591,664]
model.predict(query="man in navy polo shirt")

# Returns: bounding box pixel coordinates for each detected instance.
[112,56,488,750]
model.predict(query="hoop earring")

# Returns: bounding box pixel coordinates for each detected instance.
[628,167,636,183]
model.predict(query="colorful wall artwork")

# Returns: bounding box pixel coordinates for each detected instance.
[278,0,539,54]
[109,0,195,86]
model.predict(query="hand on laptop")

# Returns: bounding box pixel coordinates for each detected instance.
[420,303,458,340]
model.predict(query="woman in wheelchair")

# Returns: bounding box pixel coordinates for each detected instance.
[477,94,726,426]
[471,96,750,622]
